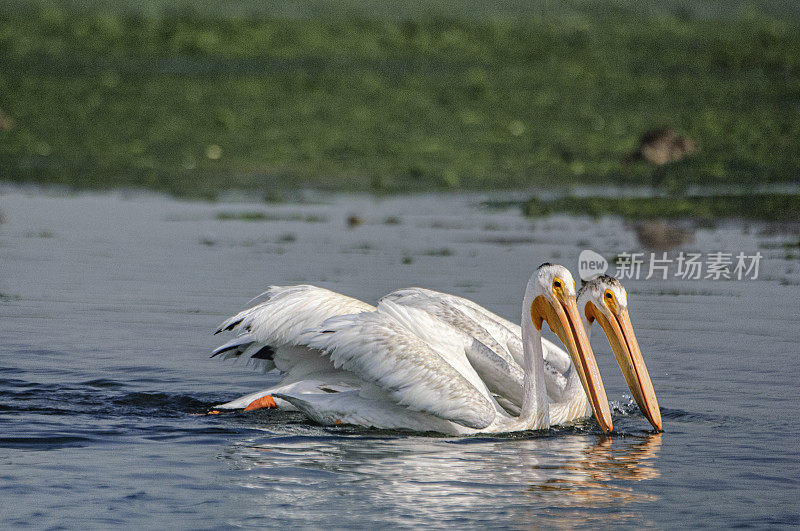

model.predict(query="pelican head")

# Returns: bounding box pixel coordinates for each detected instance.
[528,263,613,433]
[578,275,662,431]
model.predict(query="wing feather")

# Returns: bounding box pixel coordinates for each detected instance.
[382,288,520,365]
[215,285,375,345]
[301,302,496,429]
[212,285,374,376]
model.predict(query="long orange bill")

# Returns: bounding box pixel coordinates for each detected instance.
[533,295,614,433]
[586,303,662,431]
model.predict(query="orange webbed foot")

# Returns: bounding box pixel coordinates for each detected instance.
[244,395,278,411]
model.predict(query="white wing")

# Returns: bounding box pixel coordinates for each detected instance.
[212,285,374,369]
[215,285,375,344]
[300,301,497,429]
[211,285,376,409]
[382,289,525,406]
[383,287,573,400]
[382,288,521,364]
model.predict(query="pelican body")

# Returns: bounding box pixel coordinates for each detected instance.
[211,265,613,434]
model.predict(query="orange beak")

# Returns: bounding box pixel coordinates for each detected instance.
[533,294,614,433]
[586,302,662,431]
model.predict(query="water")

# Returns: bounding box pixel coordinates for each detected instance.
[1,188,798,528]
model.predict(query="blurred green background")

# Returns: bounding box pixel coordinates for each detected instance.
[0,0,798,200]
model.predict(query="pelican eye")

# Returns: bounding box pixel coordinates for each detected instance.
[552,277,567,299]
[604,289,619,313]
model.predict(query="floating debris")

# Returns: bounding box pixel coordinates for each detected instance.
[422,248,454,257]
[347,214,363,228]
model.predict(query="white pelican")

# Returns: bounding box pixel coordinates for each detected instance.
[578,275,662,430]
[211,264,613,434]
[382,275,662,430]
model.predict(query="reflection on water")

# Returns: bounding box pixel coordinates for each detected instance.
[519,435,661,526]
[224,431,661,526]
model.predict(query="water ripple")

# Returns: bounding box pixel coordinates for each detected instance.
[81,379,127,388]
[0,435,93,450]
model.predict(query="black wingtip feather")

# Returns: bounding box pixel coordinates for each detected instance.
[211,339,256,358]
[213,318,245,335]
[225,319,243,332]
[250,345,275,360]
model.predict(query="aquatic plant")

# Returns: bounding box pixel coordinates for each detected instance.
[522,194,800,222]
[0,1,798,196]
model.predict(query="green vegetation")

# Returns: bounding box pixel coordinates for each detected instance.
[24,230,55,238]
[522,193,800,222]
[215,211,326,222]
[216,211,273,222]
[0,1,798,199]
